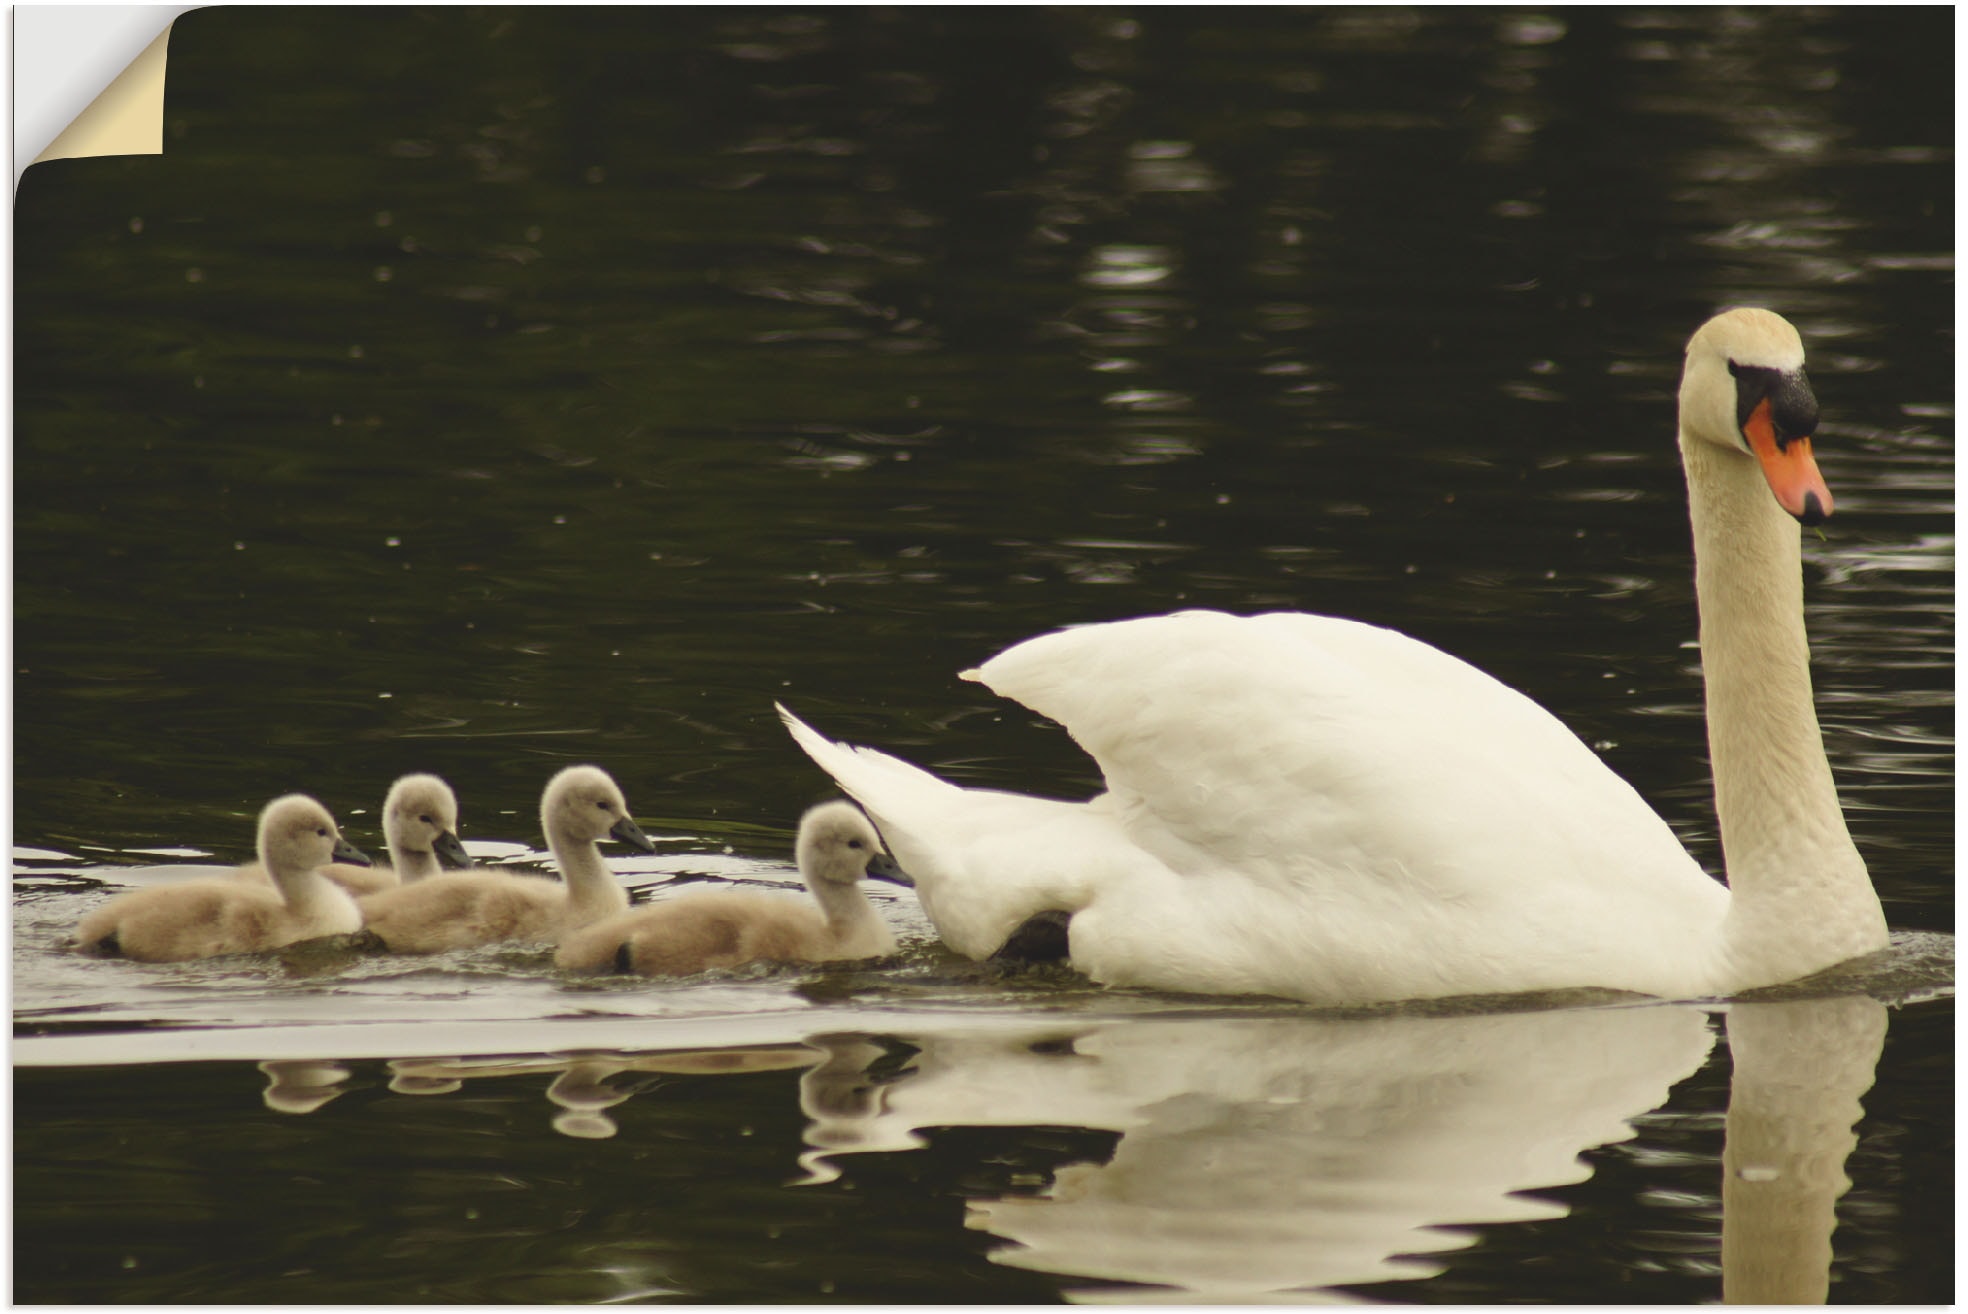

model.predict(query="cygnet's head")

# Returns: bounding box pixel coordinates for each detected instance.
[541,765,657,852]
[795,801,888,887]
[257,794,370,874]
[381,773,471,867]
[1678,307,1830,524]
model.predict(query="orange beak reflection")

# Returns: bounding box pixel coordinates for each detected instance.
[1743,398,1832,525]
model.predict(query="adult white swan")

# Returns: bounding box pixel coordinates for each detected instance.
[779,308,1891,1004]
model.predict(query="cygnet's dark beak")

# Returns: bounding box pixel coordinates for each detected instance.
[865,851,914,887]
[433,831,472,868]
[609,815,658,854]
[334,838,374,867]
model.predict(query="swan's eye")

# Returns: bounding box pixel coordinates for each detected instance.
[316,827,330,838]
[418,814,432,825]
[595,800,614,812]
[846,839,864,850]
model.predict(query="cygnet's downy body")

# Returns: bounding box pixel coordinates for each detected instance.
[358,765,654,952]
[556,801,902,976]
[240,773,468,896]
[73,795,370,962]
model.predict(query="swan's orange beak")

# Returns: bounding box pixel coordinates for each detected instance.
[1744,398,1832,525]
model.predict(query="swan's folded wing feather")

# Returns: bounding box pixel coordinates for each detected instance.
[970,610,1711,916]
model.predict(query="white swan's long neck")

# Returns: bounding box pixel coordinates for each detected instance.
[1682,431,1887,982]
[549,829,630,924]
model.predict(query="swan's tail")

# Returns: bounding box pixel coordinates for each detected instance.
[779,702,1098,963]
[775,703,967,835]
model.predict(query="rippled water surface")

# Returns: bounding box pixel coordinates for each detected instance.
[13,8,1952,1303]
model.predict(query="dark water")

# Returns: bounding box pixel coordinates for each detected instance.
[10,992,1957,1304]
[13,7,1952,1304]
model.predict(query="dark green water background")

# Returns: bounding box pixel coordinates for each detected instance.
[13,7,1952,1303]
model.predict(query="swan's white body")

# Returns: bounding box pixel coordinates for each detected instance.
[781,309,1889,1004]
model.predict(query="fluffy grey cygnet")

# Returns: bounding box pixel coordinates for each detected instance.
[73,794,368,961]
[556,801,900,976]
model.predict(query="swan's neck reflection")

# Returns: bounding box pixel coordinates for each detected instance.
[1722,996,1885,1305]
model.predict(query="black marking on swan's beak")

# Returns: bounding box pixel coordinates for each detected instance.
[609,814,658,853]
[1733,362,1834,524]
[1729,362,1819,451]
[334,838,374,867]
[433,830,472,868]
[864,852,914,887]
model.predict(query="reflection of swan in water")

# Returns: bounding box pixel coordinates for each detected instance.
[799,997,1890,1302]
[241,993,1893,1300]
[1722,995,1885,1305]
[803,1005,1713,1298]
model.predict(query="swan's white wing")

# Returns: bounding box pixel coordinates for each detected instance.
[786,611,1730,998]
[968,611,1715,919]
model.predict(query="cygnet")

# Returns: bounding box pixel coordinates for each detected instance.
[358,764,653,952]
[240,772,468,896]
[556,801,901,976]
[73,794,369,962]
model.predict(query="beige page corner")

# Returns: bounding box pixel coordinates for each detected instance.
[34,21,175,166]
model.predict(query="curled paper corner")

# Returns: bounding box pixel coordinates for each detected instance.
[32,23,174,170]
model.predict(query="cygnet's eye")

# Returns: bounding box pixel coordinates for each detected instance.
[595,800,614,812]
[316,827,330,838]
[418,814,433,825]
[845,838,864,850]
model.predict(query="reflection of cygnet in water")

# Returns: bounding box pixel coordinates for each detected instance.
[547,1060,652,1140]
[383,1045,823,1139]
[240,774,469,897]
[801,1005,1716,1300]
[556,802,902,976]
[359,766,655,952]
[257,1060,354,1114]
[388,1069,464,1097]
[794,1034,928,1183]
[1722,995,1887,1305]
[72,795,369,962]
